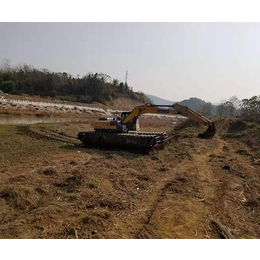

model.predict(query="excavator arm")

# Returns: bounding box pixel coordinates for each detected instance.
[172,103,215,138]
[122,103,215,139]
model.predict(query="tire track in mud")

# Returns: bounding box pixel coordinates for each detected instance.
[198,136,260,238]
[17,125,79,145]
[135,179,176,238]
[134,138,211,238]
[134,136,240,239]
[134,166,203,239]
[43,129,77,141]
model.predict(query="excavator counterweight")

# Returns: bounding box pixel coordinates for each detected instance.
[78,103,215,153]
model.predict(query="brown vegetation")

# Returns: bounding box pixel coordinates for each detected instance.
[0,117,260,238]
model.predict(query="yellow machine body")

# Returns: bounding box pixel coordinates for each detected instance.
[93,103,215,137]
[94,119,117,131]
[78,103,216,153]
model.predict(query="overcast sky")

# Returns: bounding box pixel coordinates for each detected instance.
[0,22,259,103]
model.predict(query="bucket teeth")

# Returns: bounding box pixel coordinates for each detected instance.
[77,131,168,153]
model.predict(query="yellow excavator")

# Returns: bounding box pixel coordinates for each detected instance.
[78,103,215,153]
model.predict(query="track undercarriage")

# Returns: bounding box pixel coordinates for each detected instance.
[77,131,168,153]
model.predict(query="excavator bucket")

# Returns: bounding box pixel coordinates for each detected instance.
[172,103,216,139]
[198,123,216,139]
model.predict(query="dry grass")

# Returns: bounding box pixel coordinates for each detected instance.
[0,117,260,238]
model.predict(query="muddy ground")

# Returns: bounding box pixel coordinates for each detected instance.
[0,116,259,238]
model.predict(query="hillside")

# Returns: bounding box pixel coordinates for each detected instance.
[146,94,211,110]
[0,94,145,119]
[0,63,150,105]
[145,94,175,105]
[179,97,208,110]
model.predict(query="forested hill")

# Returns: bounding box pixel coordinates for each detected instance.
[146,94,211,111]
[0,62,150,104]
[145,94,175,105]
[179,97,209,110]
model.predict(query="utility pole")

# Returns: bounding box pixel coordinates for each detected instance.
[125,68,128,85]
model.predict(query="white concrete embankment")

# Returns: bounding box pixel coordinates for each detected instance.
[0,97,185,120]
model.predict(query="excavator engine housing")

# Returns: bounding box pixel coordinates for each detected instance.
[94,117,127,133]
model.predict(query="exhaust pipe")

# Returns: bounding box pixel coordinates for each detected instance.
[198,123,216,139]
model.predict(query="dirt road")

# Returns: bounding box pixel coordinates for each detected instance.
[0,118,259,238]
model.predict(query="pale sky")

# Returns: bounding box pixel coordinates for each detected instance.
[0,22,260,103]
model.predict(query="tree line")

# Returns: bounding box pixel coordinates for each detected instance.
[0,59,149,104]
[200,95,260,123]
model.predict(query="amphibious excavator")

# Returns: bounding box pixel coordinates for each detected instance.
[78,103,215,153]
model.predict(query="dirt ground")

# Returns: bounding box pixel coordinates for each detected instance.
[0,116,260,238]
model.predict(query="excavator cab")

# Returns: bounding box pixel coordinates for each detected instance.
[121,112,130,121]
[121,111,137,131]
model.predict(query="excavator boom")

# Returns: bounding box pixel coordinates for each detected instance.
[122,103,215,139]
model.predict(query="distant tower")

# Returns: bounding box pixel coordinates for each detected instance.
[125,68,129,85]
